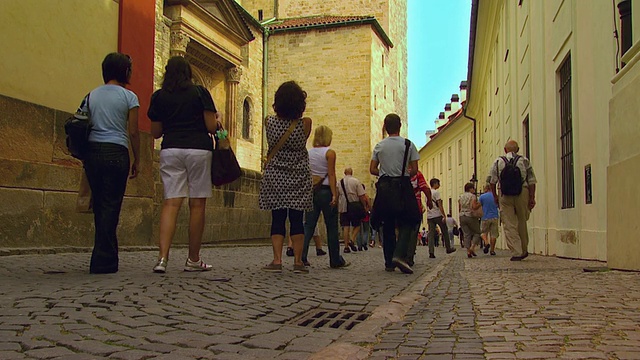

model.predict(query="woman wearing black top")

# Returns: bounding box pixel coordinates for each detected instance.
[148,56,220,273]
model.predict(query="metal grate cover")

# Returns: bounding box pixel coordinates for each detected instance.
[292,309,369,330]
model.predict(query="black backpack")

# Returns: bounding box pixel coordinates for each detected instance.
[499,155,523,196]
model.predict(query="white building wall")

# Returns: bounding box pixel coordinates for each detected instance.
[468,0,615,261]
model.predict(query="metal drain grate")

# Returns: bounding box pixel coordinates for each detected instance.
[292,310,370,330]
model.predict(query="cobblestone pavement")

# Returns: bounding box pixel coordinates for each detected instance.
[1,246,639,360]
[363,252,640,360]
[0,244,446,359]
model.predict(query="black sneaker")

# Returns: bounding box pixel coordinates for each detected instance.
[483,244,490,254]
[303,260,311,267]
[521,252,529,260]
[510,256,523,261]
[286,247,294,257]
[385,267,395,272]
[446,248,457,254]
[316,248,327,256]
[363,245,368,251]
[357,246,363,251]
[349,243,358,252]
[429,253,436,259]
[392,258,414,274]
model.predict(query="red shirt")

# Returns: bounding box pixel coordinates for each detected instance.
[411,171,429,213]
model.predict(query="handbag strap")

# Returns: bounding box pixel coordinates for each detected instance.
[340,179,349,202]
[264,118,300,166]
[401,138,411,177]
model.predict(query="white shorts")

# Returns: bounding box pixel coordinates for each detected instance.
[159,148,212,199]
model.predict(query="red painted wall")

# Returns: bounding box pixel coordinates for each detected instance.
[118,0,155,132]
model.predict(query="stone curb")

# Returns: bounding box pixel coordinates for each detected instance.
[308,255,455,360]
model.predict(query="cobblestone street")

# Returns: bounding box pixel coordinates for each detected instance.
[1,245,639,359]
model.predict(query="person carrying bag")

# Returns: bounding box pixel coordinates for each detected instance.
[369,113,421,274]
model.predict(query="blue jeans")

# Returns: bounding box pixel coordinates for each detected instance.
[356,221,370,248]
[84,142,130,274]
[303,187,345,267]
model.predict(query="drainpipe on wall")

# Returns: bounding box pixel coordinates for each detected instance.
[463,105,478,190]
[261,28,269,168]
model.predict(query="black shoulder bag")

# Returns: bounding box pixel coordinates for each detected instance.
[341,179,366,219]
[64,93,92,160]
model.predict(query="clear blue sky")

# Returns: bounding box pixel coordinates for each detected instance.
[407,0,472,148]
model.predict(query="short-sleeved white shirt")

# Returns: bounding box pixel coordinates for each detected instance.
[427,189,443,219]
[489,152,537,186]
[338,175,365,213]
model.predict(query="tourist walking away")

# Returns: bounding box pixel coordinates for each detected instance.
[369,113,421,274]
[489,140,537,261]
[338,168,368,253]
[459,183,482,258]
[479,183,499,255]
[81,52,140,274]
[406,170,433,266]
[302,125,349,268]
[356,209,371,251]
[445,213,459,247]
[426,178,456,258]
[259,81,313,273]
[149,56,220,273]
[420,227,428,246]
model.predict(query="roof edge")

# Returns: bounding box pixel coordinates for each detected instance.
[466,0,479,105]
[267,17,394,48]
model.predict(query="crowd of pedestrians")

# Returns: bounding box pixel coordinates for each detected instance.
[77,53,537,275]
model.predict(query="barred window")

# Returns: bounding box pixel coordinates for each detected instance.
[559,56,574,209]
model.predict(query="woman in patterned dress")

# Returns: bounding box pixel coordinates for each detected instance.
[259,81,313,273]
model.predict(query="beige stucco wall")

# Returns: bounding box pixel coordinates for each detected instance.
[608,0,640,271]
[467,0,614,261]
[418,118,474,226]
[0,0,119,113]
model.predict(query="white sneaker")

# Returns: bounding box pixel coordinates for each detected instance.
[184,258,213,272]
[153,258,168,273]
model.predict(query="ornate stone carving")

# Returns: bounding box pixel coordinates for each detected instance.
[225,66,243,83]
[170,31,190,57]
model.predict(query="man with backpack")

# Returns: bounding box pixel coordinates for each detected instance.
[489,140,537,261]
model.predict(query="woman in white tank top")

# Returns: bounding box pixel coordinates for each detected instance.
[302,126,349,268]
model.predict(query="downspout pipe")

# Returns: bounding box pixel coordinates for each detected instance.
[464,0,479,190]
[462,105,478,188]
[261,27,270,169]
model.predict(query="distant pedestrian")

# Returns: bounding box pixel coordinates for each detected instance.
[338,168,369,253]
[479,184,499,255]
[356,209,371,251]
[445,214,459,247]
[259,81,313,273]
[489,140,537,261]
[426,178,456,258]
[406,170,433,266]
[149,56,220,273]
[302,125,348,269]
[459,182,482,258]
[369,113,421,274]
[420,227,428,246]
[81,52,140,274]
